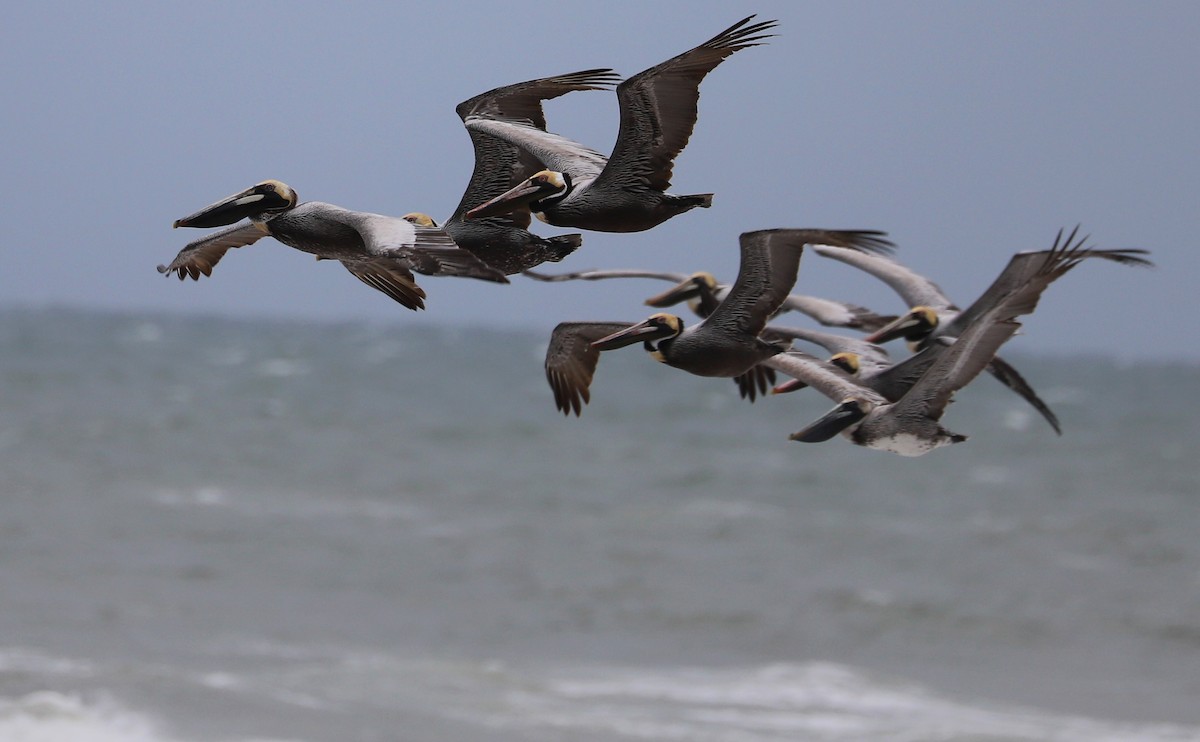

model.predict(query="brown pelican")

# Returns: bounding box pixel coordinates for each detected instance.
[463,16,777,232]
[159,180,507,311]
[543,229,893,414]
[421,69,621,274]
[525,265,896,401]
[811,229,1152,433]
[773,231,1153,455]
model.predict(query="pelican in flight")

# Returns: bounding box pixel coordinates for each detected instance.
[159,180,507,311]
[543,229,893,415]
[464,16,777,232]
[771,230,1153,455]
[525,265,896,401]
[811,228,1151,432]
[408,69,622,275]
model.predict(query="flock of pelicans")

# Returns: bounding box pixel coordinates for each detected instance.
[158,16,1152,457]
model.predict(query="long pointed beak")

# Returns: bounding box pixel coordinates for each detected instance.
[173,188,268,229]
[464,179,556,220]
[591,319,675,351]
[644,279,700,308]
[771,378,810,394]
[789,400,868,442]
[863,313,923,344]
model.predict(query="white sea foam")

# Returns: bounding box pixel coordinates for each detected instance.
[461,662,1200,742]
[0,692,175,742]
[0,652,304,742]
[251,654,1200,742]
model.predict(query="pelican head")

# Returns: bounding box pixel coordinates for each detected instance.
[464,170,570,220]
[590,313,684,354]
[828,352,861,375]
[173,180,298,229]
[403,212,439,228]
[789,397,876,443]
[864,305,939,345]
[772,352,860,396]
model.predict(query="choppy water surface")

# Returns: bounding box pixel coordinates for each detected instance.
[1,308,1198,741]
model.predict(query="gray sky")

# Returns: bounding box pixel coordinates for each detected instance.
[3,1,1196,359]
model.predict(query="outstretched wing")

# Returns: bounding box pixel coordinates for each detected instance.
[764,325,892,367]
[812,244,953,311]
[455,68,622,132]
[595,16,777,194]
[338,258,427,311]
[899,230,1151,422]
[157,222,270,280]
[451,69,621,226]
[946,225,1153,334]
[775,294,898,331]
[706,229,894,339]
[544,321,636,416]
[463,116,609,180]
[395,245,508,283]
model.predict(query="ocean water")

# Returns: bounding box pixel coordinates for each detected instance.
[1,307,1198,742]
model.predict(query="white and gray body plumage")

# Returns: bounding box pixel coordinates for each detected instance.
[159,180,506,311]
[463,16,777,233]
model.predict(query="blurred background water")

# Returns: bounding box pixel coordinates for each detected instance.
[1,307,1197,741]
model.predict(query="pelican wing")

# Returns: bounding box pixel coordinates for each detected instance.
[594,16,777,194]
[765,351,887,407]
[984,355,1061,434]
[775,294,898,331]
[812,244,953,310]
[338,258,427,311]
[763,325,891,367]
[455,68,621,132]
[544,321,635,416]
[706,229,894,339]
[523,268,691,284]
[946,226,1153,335]
[858,330,1061,434]
[157,222,270,280]
[464,117,608,180]
[448,130,536,230]
[393,245,508,283]
[895,232,1131,422]
[451,69,621,226]
[733,365,777,402]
